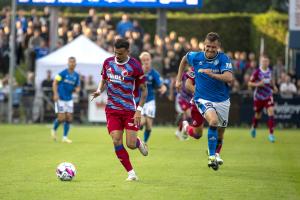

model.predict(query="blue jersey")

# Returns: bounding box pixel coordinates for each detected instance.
[186,51,232,102]
[55,69,80,101]
[145,68,163,102]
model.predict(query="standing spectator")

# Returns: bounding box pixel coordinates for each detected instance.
[132,20,144,38]
[22,72,35,123]
[280,74,297,98]
[116,14,133,38]
[27,29,42,71]
[41,70,53,115]
[272,57,285,84]
[85,8,96,26]
[104,13,114,30]
[40,24,49,44]
[16,20,24,65]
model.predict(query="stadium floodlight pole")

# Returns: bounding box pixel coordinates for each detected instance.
[156,8,167,39]
[49,7,59,52]
[8,0,17,123]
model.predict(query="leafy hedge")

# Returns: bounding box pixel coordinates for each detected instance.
[250,11,288,61]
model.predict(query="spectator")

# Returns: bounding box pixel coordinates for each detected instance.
[41,70,53,115]
[116,14,133,37]
[85,75,97,93]
[35,39,49,59]
[132,20,144,38]
[280,74,297,98]
[85,8,96,26]
[22,72,35,123]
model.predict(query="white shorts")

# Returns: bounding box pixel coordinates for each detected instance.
[55,100,74,114]
[142,100,156,118]
[195,98,230,127]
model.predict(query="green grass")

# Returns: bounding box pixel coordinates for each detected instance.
[0,125,299,200]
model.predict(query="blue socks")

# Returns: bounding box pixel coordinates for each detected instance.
[144,129,151,143]
[63,122,70,137]
[207,126,218,156]
[53,118,60,131]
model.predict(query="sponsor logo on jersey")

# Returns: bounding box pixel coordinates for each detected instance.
[108,73,124,83]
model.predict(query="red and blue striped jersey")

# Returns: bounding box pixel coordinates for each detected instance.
[250,67,273,100]
[101,56,145,112]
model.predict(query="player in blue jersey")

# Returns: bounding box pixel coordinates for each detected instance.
[51,57,80,143]
[139,52,167,144]
[176,32,233,170]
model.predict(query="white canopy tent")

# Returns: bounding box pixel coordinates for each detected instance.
[34,35,112,122]
[35,35,113,89]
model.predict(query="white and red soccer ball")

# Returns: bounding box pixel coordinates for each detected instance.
[56,162,76,181]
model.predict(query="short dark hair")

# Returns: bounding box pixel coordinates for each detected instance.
[205,32,220,42]
[69,56,76,61]
[114,38,130,50]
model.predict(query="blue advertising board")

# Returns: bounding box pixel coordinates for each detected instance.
[17,0,202,9]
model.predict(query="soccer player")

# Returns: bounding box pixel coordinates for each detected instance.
[176,32,233,170]
[175,67,194,140]
[183,69,223,165]
[139,52,167,144]
[180,69,205,141]
[91,39,148,181]
[51,57,80,143]
[248,55,278,143]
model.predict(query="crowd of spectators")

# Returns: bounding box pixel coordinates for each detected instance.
[0,7,299,123]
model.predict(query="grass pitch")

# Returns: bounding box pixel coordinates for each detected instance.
[0,125,299,200]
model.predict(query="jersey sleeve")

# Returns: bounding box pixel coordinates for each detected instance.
[134,60,146,86]
[220,54,233,73]
[55,70,65,82]
[186,70,195,85]
[186,52,197,66]
[101,60,108,80]
[250,69,259,82]
[153,70,163,88]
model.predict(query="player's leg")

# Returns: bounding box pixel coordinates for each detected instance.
[107,112,136,180]
[126,129,148,156]
[251,100,263,138]
[62,113,73,143]
[216,127,225,165]
[112,130,137,180]
[182,104,204,139]
[204,109,219,170]
[144,117,153,144]
[267,105,275,143]
[62,100,74,143]
[51,100,65,141]
[125,128,147,181]
[213,99,230,166]
[142,101,155,143]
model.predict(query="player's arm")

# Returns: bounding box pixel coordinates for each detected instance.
[248,72,264,88]
[91,78,106,100]
[185,78,195,94]
[176,55,188,90]
[158,84,167,95]
[134,82,147,126]
[52,74,62,101]
[203,70,233,84]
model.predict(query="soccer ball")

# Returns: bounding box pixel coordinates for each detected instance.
[56,162,76,181]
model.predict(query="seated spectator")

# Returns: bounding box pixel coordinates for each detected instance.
[280,74,297,98]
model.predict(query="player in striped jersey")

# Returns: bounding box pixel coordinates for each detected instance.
[91,39,148,181]
[248,55,278,143]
